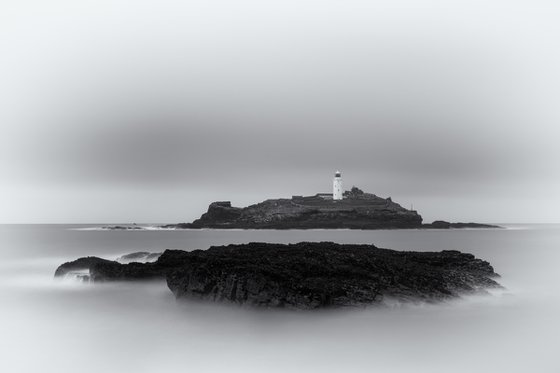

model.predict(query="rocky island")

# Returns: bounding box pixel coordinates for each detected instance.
[55,242,501,309]
[166,187,422,229]
[154,187,499,230]
[101,171,500,230]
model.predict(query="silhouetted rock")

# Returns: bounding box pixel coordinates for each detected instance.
[55,242,501,309]
[423,220,501,229]
[101,225,144,230]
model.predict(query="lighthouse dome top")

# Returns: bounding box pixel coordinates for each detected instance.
[335,171,341,177]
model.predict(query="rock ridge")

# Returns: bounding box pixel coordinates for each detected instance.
[55,242,501,309]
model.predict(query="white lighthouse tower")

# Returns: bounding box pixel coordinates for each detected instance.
[333,171,343,200]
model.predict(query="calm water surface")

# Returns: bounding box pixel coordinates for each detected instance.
[1,225,559,372]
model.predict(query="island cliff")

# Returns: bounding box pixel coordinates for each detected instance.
[170,187,423,229]
[55,242,501,309]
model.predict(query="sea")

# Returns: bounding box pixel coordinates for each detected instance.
[1,224,559,373]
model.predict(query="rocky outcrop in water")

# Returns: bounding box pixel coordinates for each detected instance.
[55,242,501,309]
[422,220,501,229]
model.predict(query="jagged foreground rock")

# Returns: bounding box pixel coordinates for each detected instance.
[55,242,501,309]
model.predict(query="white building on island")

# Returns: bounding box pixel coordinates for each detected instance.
[333,171,343,200]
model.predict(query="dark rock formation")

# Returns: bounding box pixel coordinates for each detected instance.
[423,220,501,229]
[101,225,144,230]
[55,242,501,309]
[164,188,423,229]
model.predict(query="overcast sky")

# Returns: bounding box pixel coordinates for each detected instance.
[1,0,559,223]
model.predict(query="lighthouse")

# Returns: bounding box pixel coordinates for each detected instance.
[333,171,343,200]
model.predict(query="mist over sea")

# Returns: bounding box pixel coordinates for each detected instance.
[1,224,559,373]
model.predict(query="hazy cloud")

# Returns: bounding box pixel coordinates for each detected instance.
[1,0,559,222]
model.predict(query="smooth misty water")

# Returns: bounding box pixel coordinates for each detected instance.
[1,225,559,373]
